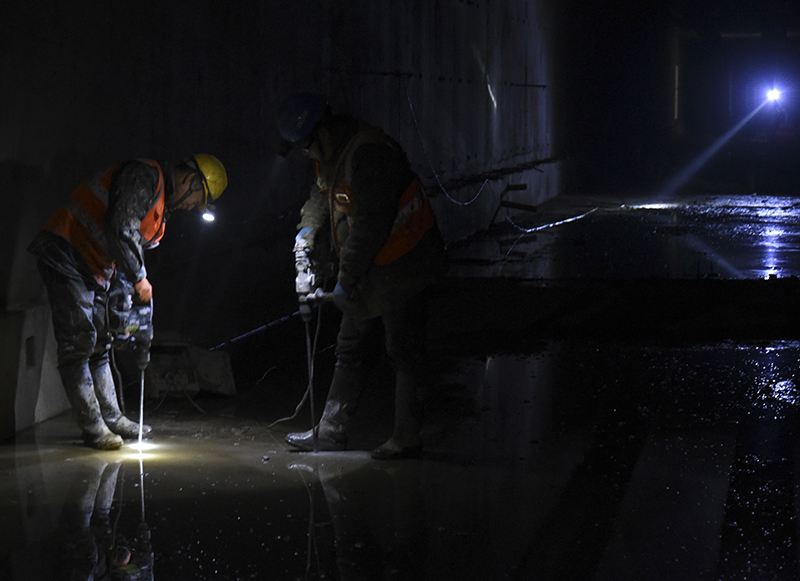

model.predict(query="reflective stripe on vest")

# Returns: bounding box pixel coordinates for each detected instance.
[65,176,114,252]
[44,166,118,284]
[86,177,109,206]
[65,197,109,254]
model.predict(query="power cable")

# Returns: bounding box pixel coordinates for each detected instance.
[505,207,599,234]
[498,208,599,274]
[210,313,298,351]
[268,302,326,429]
[404,79,486,207]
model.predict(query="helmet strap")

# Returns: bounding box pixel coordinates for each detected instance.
[167,170,202,211]
[188,155,211,206]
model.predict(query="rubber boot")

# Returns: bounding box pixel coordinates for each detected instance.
[286,364,361,451]
[286,400,353,451]
[92,362,152,439]
[372,368,423,460]
[61,365,123,450]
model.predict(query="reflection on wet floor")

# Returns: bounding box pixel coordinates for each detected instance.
[6,192,800,579]
[450,193,800,281]
[4,338,800,580]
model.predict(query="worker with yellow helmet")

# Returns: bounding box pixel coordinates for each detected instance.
[28,154,228,449]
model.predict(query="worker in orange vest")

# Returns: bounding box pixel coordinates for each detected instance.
[277,94,448,460]
[28,155,228,449]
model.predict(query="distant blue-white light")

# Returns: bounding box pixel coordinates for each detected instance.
[767,88,781,101]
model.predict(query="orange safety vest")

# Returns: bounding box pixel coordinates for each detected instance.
[322,125,435,266]
[44,160,166,284]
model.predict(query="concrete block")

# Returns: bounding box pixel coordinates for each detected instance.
[0,304,69,438]
[145,341,236,400]
[14,306,70,434]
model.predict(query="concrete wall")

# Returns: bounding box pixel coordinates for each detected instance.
[1,0,565,437]
[322,1,560,240]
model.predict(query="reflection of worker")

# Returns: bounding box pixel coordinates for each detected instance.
[277,94,448,460]
[55,458,154,580]
[290,459,427,580]
[28,156,228,449]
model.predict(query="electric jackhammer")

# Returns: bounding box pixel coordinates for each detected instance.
[294,228,333,318]
[293,228,335,451]
[109,279,153,443]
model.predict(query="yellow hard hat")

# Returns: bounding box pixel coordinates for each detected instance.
[191,154,228,204]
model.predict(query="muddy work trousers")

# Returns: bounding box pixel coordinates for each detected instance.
[38,261,112,372]
[37,261,117,426]
[329,292,429,439]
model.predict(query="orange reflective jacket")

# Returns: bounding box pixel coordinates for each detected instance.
[44,160,166,284]
[321,125,435,266]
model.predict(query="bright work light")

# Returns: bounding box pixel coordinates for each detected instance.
[202,204,216,222]
[767,88,781,101]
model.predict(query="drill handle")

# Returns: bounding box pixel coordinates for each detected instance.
[299,288,333,305]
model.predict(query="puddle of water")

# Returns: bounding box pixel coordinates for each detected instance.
[5,340,800,579]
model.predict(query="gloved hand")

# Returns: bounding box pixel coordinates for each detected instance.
[294,227,315,252]
[333,281,355,312]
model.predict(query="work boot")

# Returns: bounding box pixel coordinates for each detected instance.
[92,362,152,439]
[61,364,124,450]
[372,368,423,461]
[286,363,362,451]
[81,423,124,450]
[286,400,350,451]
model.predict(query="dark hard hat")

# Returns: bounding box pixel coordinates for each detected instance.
[276,93,328,143]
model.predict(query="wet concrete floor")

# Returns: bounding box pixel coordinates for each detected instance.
[4,192,800,580]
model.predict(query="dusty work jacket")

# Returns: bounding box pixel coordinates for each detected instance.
[29,160,172,287]
[299,119,448,319]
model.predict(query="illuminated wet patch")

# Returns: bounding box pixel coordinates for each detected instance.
[128,441,158,453]
[769,380,800,406]
[625,203,682,210]
[124,452,156,461]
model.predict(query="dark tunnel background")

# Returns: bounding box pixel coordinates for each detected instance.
[8,2,800,580]
[134,1,800,348]
[156,0,800,352]
[3,0,800,433]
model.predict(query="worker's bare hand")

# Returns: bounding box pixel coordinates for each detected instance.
[134,278,153,303]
